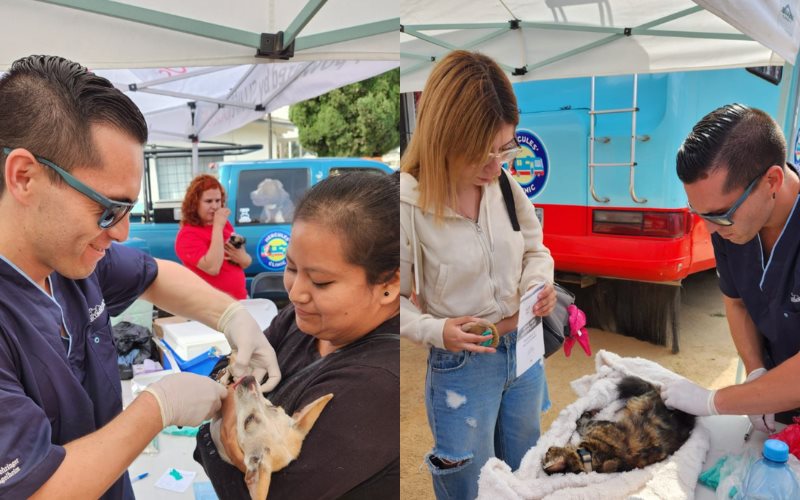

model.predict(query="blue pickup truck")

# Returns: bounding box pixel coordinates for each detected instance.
[126,157,393,300]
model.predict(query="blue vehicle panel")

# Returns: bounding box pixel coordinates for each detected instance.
[126,158,392,296]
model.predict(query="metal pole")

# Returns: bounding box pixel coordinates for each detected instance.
[268,113,273,159]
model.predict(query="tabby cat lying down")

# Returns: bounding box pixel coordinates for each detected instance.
[543,376,695,474]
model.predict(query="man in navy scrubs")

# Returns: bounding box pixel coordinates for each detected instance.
[661,103,800,434]
[0,56,281,499]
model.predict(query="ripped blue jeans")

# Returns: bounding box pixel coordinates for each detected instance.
[425,330,549,500]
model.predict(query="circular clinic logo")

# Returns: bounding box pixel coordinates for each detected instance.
[509,129,549,199]
[257,231,290,270]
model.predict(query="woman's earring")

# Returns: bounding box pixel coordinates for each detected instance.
[383,291,390,297]
[773,192,777,199]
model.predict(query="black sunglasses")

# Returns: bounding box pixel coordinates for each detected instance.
[2,147,136,229]
[687,170,767,227]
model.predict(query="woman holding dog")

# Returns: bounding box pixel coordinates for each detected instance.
[400,50,557,499]
[194,171,399,499]
[176,174,251,300]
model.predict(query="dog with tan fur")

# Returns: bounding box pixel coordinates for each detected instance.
[210,372,332,499]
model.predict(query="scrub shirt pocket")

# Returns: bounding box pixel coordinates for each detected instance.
[778,310,800,351]
[86,324,123,405]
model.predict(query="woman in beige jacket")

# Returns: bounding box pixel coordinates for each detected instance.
[400,51,556,499]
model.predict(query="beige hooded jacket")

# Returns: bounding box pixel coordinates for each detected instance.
[400,171,554,348]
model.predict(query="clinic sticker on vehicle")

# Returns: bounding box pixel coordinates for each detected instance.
[257,231,290,270]
[510,129,549,200]
[794,127,800,165]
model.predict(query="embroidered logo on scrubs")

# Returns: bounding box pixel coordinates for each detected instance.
[88,299,106,322]
[0,457,20,485]
[791,293,800,303]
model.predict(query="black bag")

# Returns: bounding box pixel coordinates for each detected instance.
[499,170,575,357]
[541,283,575,357]
[112,321,161,380]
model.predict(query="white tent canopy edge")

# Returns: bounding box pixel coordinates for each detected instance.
[399,0,800,148]
[12,0,398,67]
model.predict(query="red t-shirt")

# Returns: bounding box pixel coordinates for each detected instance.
[175,221,248,300]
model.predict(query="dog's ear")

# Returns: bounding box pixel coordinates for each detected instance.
[244,452,272,500]
[292,393,333,436]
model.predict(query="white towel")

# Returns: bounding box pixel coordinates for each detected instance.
[477,350,711,500]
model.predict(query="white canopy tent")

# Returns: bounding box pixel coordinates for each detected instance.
[401,0,799,89]
[400,0,800,140]
[6,0,397,67]
[95,59,398,143]
[3,0,399,168]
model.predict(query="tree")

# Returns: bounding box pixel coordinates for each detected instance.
[289,69,399,157]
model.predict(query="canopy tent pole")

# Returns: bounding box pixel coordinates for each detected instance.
[130,87,266,111]
[194,66,259,140]
[37,0,258,47]
[283,0,328,47]
[295,19,399,52]
[778,58,800,145]
[402,7,750,79]
[37,0,397,60]
[132,66,233,90]
[267,113,273,159]
[191,140,199,175]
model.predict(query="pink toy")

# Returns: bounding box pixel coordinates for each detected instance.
[564,304,592,357]
[770,416,800,460]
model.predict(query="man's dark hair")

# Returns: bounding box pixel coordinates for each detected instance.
[294,171,399,285]
[676,103,786,192]
[0,55,148,192]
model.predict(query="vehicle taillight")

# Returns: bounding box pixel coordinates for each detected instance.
[592,210,687,238]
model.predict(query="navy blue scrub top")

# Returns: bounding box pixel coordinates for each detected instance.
[713,164,800,369]
[0,243,157,499]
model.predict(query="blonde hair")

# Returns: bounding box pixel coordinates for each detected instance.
[400,50,519,219]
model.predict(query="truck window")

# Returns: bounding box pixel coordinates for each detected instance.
[235,168,309,225]
[329,167,387,176]
[156,155,223,201]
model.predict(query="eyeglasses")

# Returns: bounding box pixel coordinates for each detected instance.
[485,145,523,166]
[688,170,767,227]
[2,147,136,229]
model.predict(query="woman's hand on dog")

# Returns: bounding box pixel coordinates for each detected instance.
[220,386,247,473]
[224,242,251,267]
[531,282,556,317]
[443,317,497,354]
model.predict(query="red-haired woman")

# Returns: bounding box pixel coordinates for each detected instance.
[175,174,251,299]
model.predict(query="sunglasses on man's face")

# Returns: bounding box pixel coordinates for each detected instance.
[687,170,767,227]
[2,147,136,229]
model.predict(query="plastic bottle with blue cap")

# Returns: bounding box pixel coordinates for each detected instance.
[736,439,800,499]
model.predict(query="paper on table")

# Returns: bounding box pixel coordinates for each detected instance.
[516,283,545,378]
[193,481,219,500]
[153,468,196,493]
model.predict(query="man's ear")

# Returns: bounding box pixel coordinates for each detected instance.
[380,269,400,304]
[4,149,42,205]
[766,164,785,195]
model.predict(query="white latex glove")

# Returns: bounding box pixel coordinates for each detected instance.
[745,368,776,433]
[217,302,281,392]
[661,377,719,416]
[142,372,227,428]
